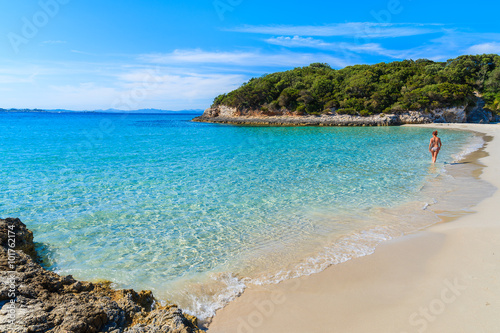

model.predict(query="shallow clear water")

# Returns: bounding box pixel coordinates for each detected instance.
[0,112,482,319]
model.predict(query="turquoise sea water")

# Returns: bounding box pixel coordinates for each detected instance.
[0,112,483,319]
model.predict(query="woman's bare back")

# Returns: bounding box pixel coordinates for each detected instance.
[430,137,441,148]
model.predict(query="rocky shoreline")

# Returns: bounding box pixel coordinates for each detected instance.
[192,101,498,126]
[193,112,430,126]
[0,218,202,333]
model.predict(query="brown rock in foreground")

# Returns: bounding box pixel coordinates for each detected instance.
[0,218,202,333]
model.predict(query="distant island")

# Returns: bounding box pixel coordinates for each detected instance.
[0,108,204,114]
[193,54,500,126]
[0,108,47,113]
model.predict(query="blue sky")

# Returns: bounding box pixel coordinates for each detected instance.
[1,0,499,110]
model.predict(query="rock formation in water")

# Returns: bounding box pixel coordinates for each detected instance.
[0,218,202,333]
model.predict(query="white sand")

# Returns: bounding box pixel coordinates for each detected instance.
[208,123,500,333]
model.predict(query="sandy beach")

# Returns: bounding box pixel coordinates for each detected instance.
[208,123,500,333]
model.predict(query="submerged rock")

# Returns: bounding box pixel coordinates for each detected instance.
[0,218,202,333]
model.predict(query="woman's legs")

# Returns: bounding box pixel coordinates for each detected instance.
[432,148,440,163]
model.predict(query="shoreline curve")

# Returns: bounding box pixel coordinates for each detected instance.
[207,123,500,333]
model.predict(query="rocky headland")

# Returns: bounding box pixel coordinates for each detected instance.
[193,98,499,127]
[0,218,202,333]
[193,56,500,127]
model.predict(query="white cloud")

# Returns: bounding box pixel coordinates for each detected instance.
[0,66,41,84]
[229,23,440,38]
[266,36,386,53]
[466,42,500,54]
[140,49,351,68]
[266,36,330,48]
[114,69,245,108]
[71,50,100,56]
[0,46,354,110]
[266,31,500,62]
[0,63,248,110]
[430,31,500,55]
[265,36,419,60]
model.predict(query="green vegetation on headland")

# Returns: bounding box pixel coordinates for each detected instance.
[212,54,500,116]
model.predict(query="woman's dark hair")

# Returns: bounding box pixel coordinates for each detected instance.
[433,130,438,136]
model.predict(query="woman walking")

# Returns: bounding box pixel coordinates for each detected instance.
[429,130,442,163]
